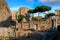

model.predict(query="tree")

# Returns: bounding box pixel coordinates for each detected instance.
[28,9,37,29]
[18,14,25,19]
[18,14,25,22]
[45,13,55,19]
[32,17,38,21]
[34,6,51,30]
[28,9,35,17]
[35,6,51,17]
[28,9,34,29]
[45,13,55,30]
[18,14,26,29]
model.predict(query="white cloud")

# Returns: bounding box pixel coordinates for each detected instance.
[39,0,60,4]
[10,7,19,12]
[49,6,60,13]
[10,6,28,12]
[10,5,32,12]
[51,6,60,11]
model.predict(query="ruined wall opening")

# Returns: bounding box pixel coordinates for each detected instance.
[57,25,60,31]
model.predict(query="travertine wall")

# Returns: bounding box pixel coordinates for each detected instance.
[18,7,29,15]
[0,27,14,39]
[0,0,13,39]
[18,7,30,22]
[55,10,60,29]
[0,0,59,38]
[0,0,11,22]
[0,0,11,27]
[11,12,17,21]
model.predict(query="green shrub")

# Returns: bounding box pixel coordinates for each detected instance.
[32,17,38,21]
[18,14,26,19]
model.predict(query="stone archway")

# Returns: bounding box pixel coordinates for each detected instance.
[57,25,60,31]
[34,24,38,30]
[40,25,45,30]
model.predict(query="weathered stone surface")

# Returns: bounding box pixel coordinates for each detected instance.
[0,0,11,27]
[18,7,29,15]
[18,7,30,22]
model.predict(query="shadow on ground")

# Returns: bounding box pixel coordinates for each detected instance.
[15,30,60,40]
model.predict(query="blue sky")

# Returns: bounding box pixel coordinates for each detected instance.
[6,0,60,17]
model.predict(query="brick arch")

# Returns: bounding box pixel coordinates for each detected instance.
[40,25,46,30]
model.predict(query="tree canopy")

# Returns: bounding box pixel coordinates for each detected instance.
[32,17,38,21]
[35,6,51,12]
[45,13,55,18]
[27,6,51,14]
[18,14,26,19]
[28,9,34,13]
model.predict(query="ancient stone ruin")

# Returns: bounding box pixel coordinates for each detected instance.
[0,0,11,27]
